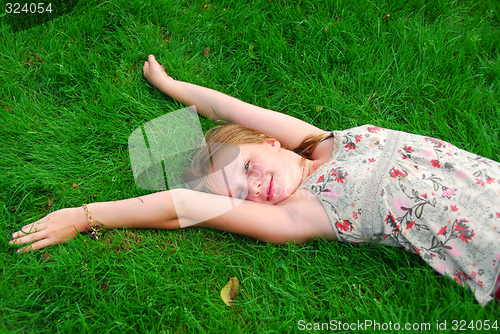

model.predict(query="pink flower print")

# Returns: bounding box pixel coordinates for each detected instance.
[431,159,441,168]
[419,150,432,157]
[446,243,461,257]
[475,178,485,187]
[437,226,448,236]
[450,205,458,212]
[336,220,353,232]
[442,187,456,199]
[317,174,325,183]
[486,177,495,185]
[367,126,382,133]
[403,145,414,152]
[352,212,358,219]
[392,198,409,213]
[368,158,376,163]
[350,202,355,207]
[406,221,415,230]
[478,281,483,287]
[454,219,475,243]
[355,135,362,143]
[456,169,466,179]
[496,212,500,219]
[389,168,408,178]
[422,193,427,198]
[446,152,453,156]
[495,254,500,260]
[323,186,340,199]
[471,271,477,279]
[345,143,356,150]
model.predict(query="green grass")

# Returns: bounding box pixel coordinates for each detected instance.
[1,0,500,332]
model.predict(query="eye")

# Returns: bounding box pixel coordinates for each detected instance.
[244,161,250,174]
[238,189,244,199]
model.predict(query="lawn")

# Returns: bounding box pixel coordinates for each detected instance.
[1,0,499,333]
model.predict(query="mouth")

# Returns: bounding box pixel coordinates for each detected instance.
[267,176,274,202]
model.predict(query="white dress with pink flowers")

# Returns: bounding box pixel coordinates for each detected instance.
[299,125,500,305]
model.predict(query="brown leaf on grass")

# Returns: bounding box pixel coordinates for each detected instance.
[369,91,376,101]
[72,183,80,188]
[202,4,212,10]
[42,252,51,261]
[383,13,391,20]
[203,47,210,57]
[4,106,11,112]
[220,277,239,307]
[24,54,43,66]
[47,194,54,207]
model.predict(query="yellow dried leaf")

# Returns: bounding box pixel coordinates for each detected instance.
[220,277,239,307]
[203,47,210,57]
[383,13,391,20]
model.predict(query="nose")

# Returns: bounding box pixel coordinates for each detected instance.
[247,176,262,199]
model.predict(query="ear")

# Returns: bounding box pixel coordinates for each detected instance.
[265,140,281,149]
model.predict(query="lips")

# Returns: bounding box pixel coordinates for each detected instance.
[267,176,274,201]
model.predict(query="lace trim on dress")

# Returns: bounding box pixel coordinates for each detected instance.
[359,130,403,238]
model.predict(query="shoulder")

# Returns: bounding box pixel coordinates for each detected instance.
[310,132,336,164]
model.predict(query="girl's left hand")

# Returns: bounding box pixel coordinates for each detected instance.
[9,207,89,253]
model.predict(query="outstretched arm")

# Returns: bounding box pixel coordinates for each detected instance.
[9,188,332,253]
[143,55,328,149]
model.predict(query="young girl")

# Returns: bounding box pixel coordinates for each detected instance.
[10,55,500,306]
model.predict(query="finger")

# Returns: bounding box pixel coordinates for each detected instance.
[18,238,54,253]
[12,225,37,239]
[9,230,46,246]
[12,218,48,238]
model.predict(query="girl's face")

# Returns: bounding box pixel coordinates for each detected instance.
[208,140,306,204]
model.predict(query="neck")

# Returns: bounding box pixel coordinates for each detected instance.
[300,157,315,183]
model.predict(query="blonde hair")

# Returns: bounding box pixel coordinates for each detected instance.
[182,124,327,194]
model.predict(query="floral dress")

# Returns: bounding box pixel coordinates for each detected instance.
[299,125,500,305]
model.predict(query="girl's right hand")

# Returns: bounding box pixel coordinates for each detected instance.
[9,207,90,253]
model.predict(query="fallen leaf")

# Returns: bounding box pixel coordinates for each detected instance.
[203,47,210,57]
[369,91,376,100]
[220,277,239,307]
[48,194,54,207]
[202,4,212,10]
[4,106,11,112]
[383,13,391,20]
[72,183,80,188]
[317,106,323,112]
[42,252,51,261]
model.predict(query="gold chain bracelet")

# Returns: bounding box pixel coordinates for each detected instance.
[82,204,102,240]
